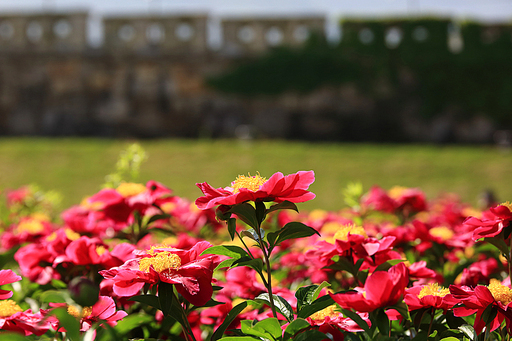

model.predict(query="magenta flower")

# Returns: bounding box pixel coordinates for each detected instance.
[195,171,315,210]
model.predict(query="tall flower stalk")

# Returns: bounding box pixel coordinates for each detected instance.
[195,171,318,318]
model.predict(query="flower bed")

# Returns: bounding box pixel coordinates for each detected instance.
[0,167,510,341]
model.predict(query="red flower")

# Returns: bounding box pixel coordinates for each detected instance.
[307,304,371,334]
[0,301,50,336]
[450,279,512,334]
[0,270,22,300]
[99,241,220,306]
[330,263,409,312]
[51,296,127,332]
[464,202,512,240]
[195,171,315,210]
[404,283,457,312]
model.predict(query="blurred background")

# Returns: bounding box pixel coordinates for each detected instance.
[0,1,511,211]
[0,0,511,143]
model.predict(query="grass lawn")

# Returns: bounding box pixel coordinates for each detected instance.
[0,137,510,212]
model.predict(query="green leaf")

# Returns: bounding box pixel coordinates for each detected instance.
[484,237,510,259]
[202,245,249,260]
[340,308,370,334]
[241,320,274,341]
[241,228,264,242]
[215,258,237,271]
[439,338,459,341]
[293,329,330,341]
[481,304,498,326]
[229,203,259,229]
[40,290,71,304]
[158,281,174,317]
[217,337,260,341]
[0,333,31,341]
[390,302,411,321]
[228,218,237,241]
[112,313,154,335]
[255,201,267,226]
[274,222,320,246]
[254,293,294,322]
[373,259,404,272]
[283,318,311,340]
[231,257,264,273]
[297,295,335,319]
[212,301,249,341]
[458,324,476,341]
[267,230,280,249]
[254,317,283,339]
[265,201,299,215]
[146,213,171,226]
[295,285,319,312]
[311,281,331,302]
[371,309,389,336]
[129,294,160,310]
[50,307,81,341]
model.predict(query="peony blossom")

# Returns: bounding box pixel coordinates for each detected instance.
[464,202,512,240]
[100,241,220,306]
[0,270,22,300]
[450,279,512,334]
[330,263,409,312]
[404,283,458,312]
[195,171,315,210]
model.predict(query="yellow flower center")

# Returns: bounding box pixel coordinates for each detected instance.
[0,300,23,317]
[309,209,328,221]
[65,228,80,241]
[500,201,512,212]
[16,219,44,234]
[388,186,407,199]
[429,226,454,241]
[139,250,181,274]
[488,279,512,305]
[231,173,267,193]
[96,246,107,256]
[30,212,50,222]
[331,224,368,242]
[116,183,147,198]
[67,305,93,318]
[417,283,450,299]
[310,304,339,321]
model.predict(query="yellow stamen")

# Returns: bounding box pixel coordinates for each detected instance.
[65,228,80,241]
[15,219,44,234]
[429,226,454,241]
[231,173,267,193]
[116,182,147,198]
[488,279,512,305]
[30,212,50,222]
[0,300,23,317]
[309,209,328,221]
[388,186,407,200]
[310,304,339,321]
[139,251,181,273]
[46,232,57,242]
[417,283,449,299]
[96,246,107,256]
[331,224,368,242]
[67,305,93,318]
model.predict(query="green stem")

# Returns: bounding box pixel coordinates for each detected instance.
[236,230,255,260]
[175,293,197,341]
[253,222,278,319]
[261,241,278,319]
[427,308,435,336]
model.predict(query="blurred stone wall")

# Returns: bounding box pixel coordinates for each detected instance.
[0,12,508,142]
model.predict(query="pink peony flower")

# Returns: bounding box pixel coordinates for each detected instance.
[195,171,315,210]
